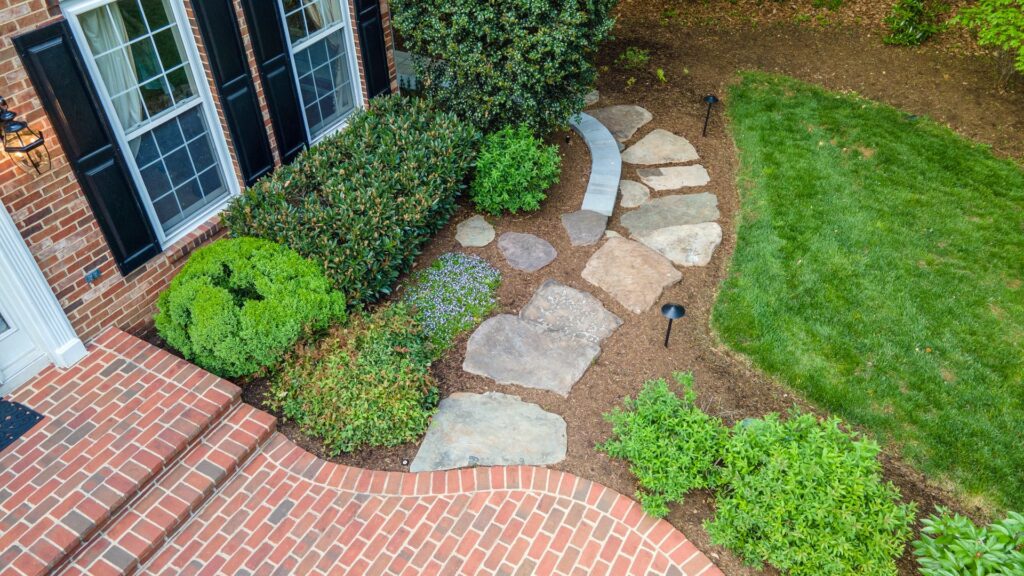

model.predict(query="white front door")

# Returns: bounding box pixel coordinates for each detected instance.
[0,304,48,395]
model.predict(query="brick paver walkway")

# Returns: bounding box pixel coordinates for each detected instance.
[0,329,722,575]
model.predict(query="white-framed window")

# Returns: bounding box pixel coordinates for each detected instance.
[278,0,362,142]
[62,0,238,247]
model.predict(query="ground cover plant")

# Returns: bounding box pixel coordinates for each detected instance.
[471,125,562,216]
[154,238,345,378]
[270,304,437,455]
[713,72,1024,511]
[597,373,729,518]
[913,508,1024,575]
[224,95,479,306]
[402,252,501,354]
[390,0,616,133]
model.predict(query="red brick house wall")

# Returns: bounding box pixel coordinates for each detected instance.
[0,0,398,343]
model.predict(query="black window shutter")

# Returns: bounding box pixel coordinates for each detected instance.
[14,22,160,275]
[354,0,393,99]
[192,0,274,186]
[238,0,308,164]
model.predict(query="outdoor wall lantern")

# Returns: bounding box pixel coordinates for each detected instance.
[0,96,51,176]
[661,303,686,348]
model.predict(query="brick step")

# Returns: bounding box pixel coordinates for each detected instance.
[57,403,277,575]
[0,329,243,576]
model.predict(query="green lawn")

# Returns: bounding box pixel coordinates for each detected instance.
[714,73,1024,512]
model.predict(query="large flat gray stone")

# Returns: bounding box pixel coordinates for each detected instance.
[455,215,495,247]
[619,180,650,208]
[410,392,567,472]
[638,165,711,190]
[463,315,600,396]
[621,129,700,165]
[560,210,608,247]
[498,232,557,272]
[633,222,723,267]
[581,238,682,314]
[588,105,653,142]
[620,193,720,236]
[520,280,622,344]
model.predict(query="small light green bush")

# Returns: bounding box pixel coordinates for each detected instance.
[913,508,1024,575]
[270,304,438,455]
[707,412,917,576]
[154,238,345,378]
[402,252,501,354]
[884,0,947,46]
[617,47,651,70]
[471,125,561,216]
[223,95,479,305]
[956,0,1024,75]
[390,0,617,133]
[597,373,730,518]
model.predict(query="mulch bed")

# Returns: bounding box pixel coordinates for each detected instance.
[149,5,1024,574]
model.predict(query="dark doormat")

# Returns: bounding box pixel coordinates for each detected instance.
[0,400,44,453]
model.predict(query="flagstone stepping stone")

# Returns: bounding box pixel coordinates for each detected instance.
[560,210,607,247]
[589,105,653,142]
[620,193,720,236]
[410,392,567,472]
[605,230,623,239]
[585,89,600,106]
[520,280,622,344]
[633,222,723,267]
[455,215,495,247]
[582,238,682,314]
[463,315,600,396]
[638,165,711,190]
[621,129,700,165]
[498,232,557,272]
[619,180,650,208]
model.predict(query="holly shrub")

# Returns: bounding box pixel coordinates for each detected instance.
[390,0,617,133]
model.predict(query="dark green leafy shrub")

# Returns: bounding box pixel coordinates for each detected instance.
[223,95,479,305]
[913,508,1024,575]
[956,0,1024,76]
[884,0,947,46]
[707,412,916,576]
[390,0,617,133]
[402,252,501,354]
[471,125,562,216]
[597,373,730,518]
[154,238,345,378]
[270,303,438,454]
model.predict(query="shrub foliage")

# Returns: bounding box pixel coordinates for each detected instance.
[707,412,916,576]
[270,304,438,454]
[155,238,345,378]
[390,0,617,133]
[471,125,562,216]
[223,95,479,305]
[913,508,1024,575]
[956,0,1024,75]
[884,0,947,46]
[597,374,729,518]
[402,252,501,354]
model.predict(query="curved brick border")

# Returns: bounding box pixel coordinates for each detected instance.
[570,113,622,217]
[144,434,724,575]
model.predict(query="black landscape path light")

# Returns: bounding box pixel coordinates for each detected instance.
[702,94,719,137]
[661,303,686,348]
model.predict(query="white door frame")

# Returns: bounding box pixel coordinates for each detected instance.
[0,202,87,395]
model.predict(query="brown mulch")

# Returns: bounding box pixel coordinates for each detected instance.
[187,5,1024,575]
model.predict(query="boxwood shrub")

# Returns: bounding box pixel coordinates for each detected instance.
[269,303,438,454]
[223,95,479,305]
[154,237,345,378]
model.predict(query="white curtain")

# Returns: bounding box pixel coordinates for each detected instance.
[306,0,342,33]
[80,5,145,133]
